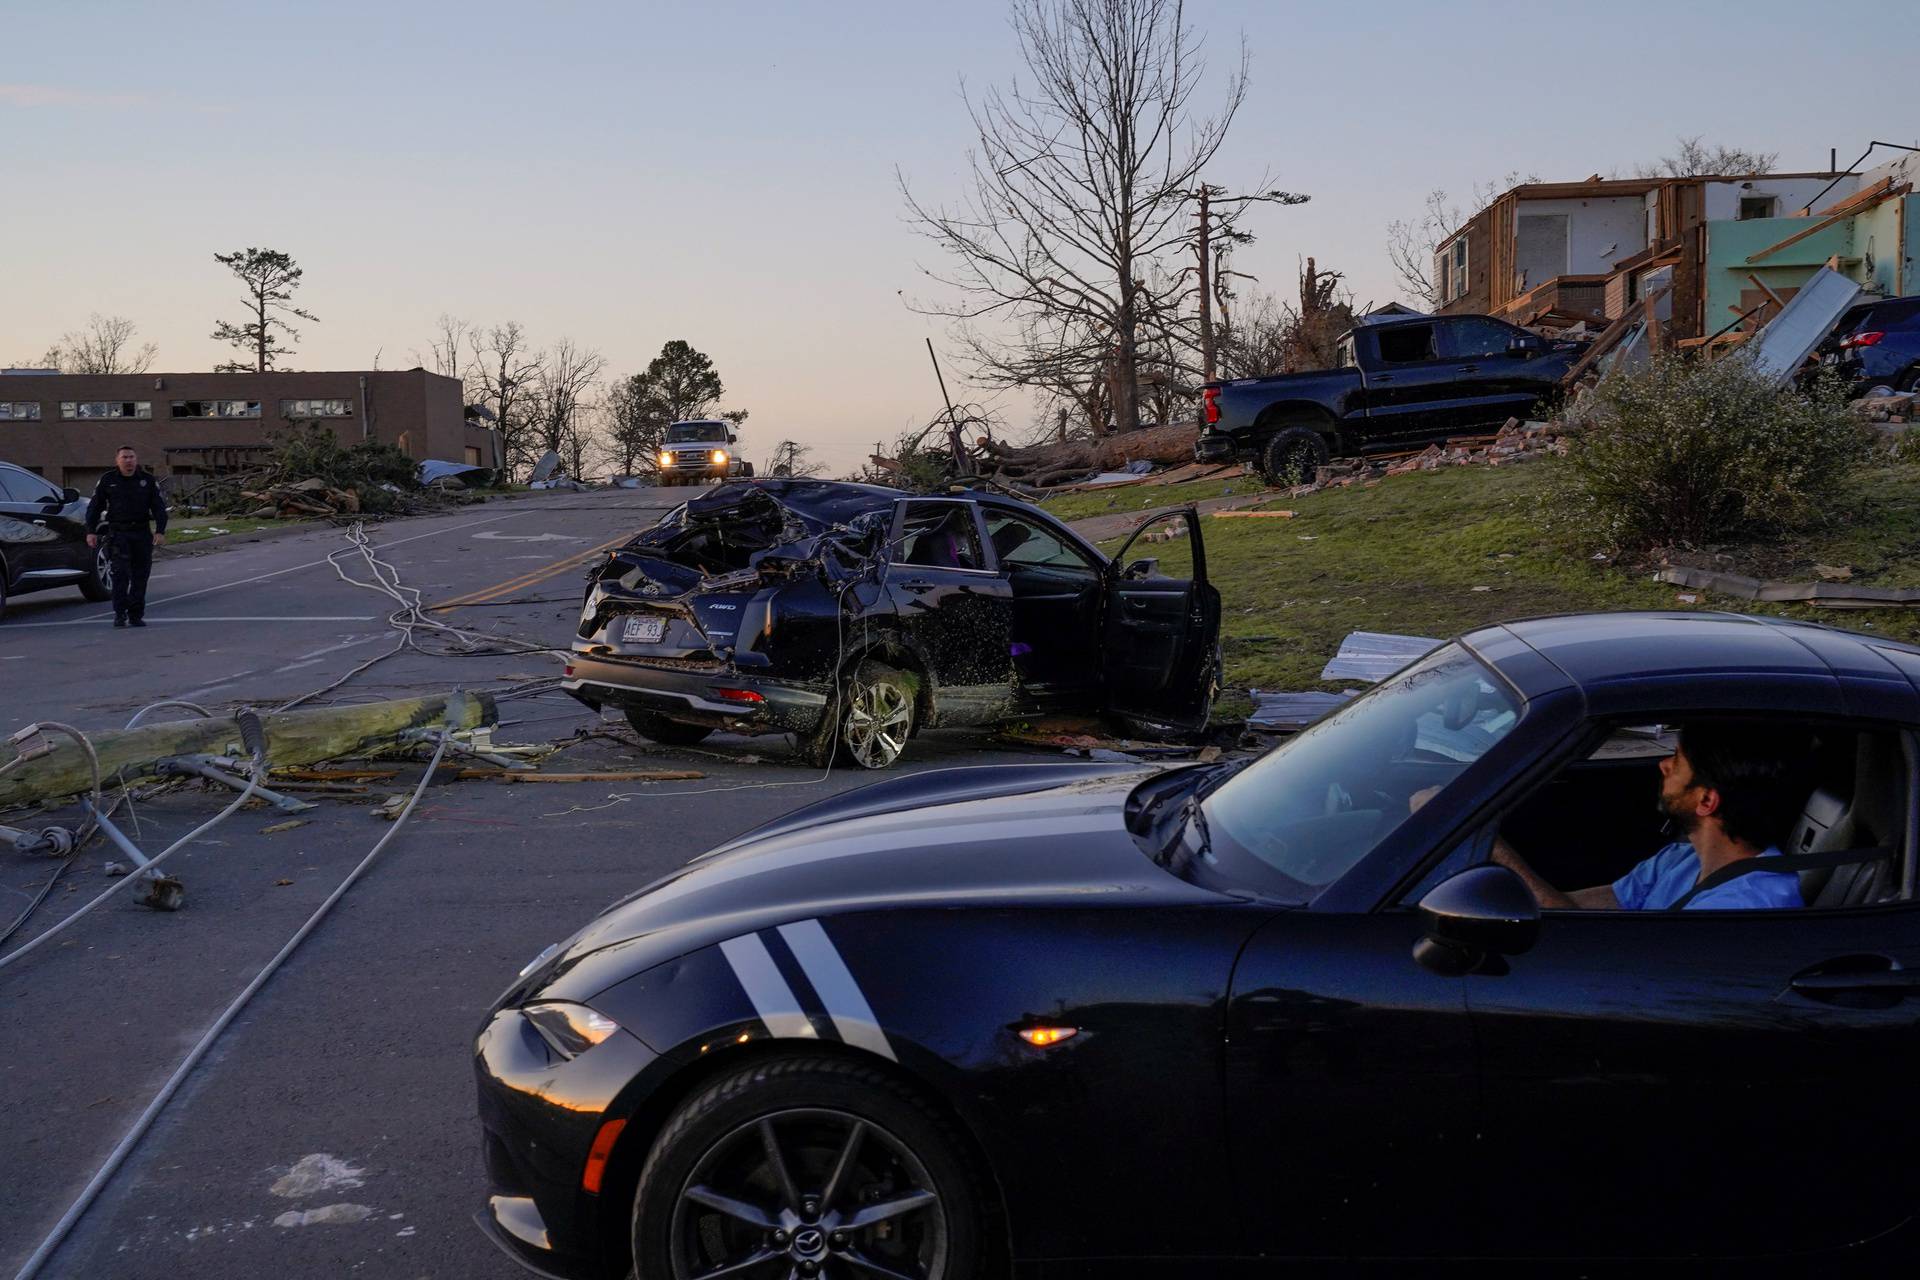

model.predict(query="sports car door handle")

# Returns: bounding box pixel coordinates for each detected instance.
[1789,958,1920,997]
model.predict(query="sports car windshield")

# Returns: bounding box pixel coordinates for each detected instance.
[1198,644,1520,899]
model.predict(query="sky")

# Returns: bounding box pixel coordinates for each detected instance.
[0,0,1887,473]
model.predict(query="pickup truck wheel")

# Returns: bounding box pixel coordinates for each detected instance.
[624,708,714,746]
[1258,427,1330,486]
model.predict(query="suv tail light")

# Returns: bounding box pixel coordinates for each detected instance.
[1202,386,1221,425]
[1840,331,1886,349]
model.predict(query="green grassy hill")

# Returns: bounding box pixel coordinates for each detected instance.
[1088,459,1920,696]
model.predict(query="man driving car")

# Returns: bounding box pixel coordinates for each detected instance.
[1421,723,1808,911]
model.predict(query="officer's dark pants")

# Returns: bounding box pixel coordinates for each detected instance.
[108,532,154,621]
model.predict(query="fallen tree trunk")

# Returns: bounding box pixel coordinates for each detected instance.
[976,421,1201,486]
[0,691,497,809]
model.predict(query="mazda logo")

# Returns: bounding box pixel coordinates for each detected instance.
[791,1228,825,1256]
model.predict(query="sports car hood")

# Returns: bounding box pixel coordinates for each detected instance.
[527,763,1232,1002]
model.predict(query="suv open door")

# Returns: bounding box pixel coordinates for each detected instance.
[1101,507,1221,733]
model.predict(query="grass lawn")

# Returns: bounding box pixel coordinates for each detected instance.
[1092,458,1920,700]
[167,515,309,545]
[1033,472,1269,525]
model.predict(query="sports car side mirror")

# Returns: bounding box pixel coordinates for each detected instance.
[1413,865,1539,976]
[61,487,81,505]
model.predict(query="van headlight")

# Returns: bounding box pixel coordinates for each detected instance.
[711,450,728,464]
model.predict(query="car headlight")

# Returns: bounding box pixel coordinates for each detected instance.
[711,450,728,464]
[524,1002,621,1059]
[658,450,674,467]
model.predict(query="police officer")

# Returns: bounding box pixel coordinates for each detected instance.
[85,445,168,628]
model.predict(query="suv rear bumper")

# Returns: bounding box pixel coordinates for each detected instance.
[1194,431,1237,461]
[563,652,828,734]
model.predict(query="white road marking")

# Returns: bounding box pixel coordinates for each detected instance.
[4,616,378,628]
[182,669,261,698]
[293,634,384,661]
[55,509,537,623]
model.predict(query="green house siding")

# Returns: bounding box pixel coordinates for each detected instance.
[1704,197,1916,326]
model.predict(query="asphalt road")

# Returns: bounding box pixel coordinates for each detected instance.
[0,489,1054,1278]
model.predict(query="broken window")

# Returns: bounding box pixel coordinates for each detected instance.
[171,400,261,419]
[983,509,1097,574]
[1375,324,1437,364]
[0,402,41,421]
[1739,196,1779,221]
[60,401,150,420]
[1435,235,1470,302]
[280,398,354,419]
[897,501,984,571]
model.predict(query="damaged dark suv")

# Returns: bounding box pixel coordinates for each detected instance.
[564,480,1221,768]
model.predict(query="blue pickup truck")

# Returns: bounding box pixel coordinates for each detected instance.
[1195,313,1588,483]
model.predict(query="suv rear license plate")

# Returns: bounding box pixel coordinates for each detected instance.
[621,616,665,644]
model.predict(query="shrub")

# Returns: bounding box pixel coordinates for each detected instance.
[1553,355,1869,554]
[266,422,418,491]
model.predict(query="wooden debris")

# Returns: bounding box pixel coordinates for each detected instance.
[274,768,401,782]
[459,769,706,783]
[1211,509,1296,519]
[260,819,309,835]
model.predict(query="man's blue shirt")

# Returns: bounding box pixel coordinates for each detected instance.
[1613,842,1802,911]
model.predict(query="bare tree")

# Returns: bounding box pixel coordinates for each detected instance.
[764,441,825,478]
[1636,137,1778,178]
[211,247,317,372]
[1385,171,1537,309]
[418,314,472,380]
[468,322,544,477]
[902,0,1248,434]
[45,314,159,374]
[526,339,608,477]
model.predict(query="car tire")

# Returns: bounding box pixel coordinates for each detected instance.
[79,543,113,602]
[624,708,714,747]
[1257,426,1331,486]
[806,659,915,770]
[632,1055,990,1280]
[0,561,9,623]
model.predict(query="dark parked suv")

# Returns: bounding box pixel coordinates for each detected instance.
[1817,294,1920,395]
[564,480,1221,768]
[0,461,111,621]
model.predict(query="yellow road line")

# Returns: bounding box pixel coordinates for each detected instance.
[429,533,632,611]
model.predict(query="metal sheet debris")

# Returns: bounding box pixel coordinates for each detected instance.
[1318,631,1443,683]
[1247,689,1357,731]
[1745,266,1862,389]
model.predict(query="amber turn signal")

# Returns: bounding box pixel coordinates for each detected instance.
[582,1117,627,1193]
[1018,1026,1078,1047]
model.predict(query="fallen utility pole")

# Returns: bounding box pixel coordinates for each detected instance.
[0,691,495,810]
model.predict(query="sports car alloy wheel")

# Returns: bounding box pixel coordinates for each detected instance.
[670,1107,949,1280]
[841,664,913,770]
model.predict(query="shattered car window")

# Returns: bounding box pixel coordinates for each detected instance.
[984,510,1097,573]
[898,502,984,571]
[1199,644,1521,898]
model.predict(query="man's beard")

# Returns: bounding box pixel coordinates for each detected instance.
[1657,788,1699,837]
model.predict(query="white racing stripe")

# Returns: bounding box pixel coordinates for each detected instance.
[718,934,817,1042]
[778,920,897,1062]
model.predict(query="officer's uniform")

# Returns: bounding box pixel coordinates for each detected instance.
[85,468,168,625]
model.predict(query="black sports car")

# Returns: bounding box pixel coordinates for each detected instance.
[563,480,1221,768]
[0,461,112,621]
[478,612,1920,1276]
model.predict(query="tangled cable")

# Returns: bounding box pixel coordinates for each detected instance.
[275,522,572,712]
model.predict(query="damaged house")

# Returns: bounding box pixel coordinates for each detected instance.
[562,480,1221,768]
[1435,148,1919,348]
